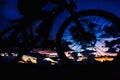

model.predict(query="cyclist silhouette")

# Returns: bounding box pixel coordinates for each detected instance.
[17,0,75,23]
[17,0,75,48]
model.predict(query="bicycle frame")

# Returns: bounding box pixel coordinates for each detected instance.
[26,0,85,48]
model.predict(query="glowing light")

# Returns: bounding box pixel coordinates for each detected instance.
[44,58,58,63]
[95,57,114,62]
[0,53,5,56]
[21,55,37,63]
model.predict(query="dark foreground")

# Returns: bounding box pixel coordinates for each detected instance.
[1,63,120,80]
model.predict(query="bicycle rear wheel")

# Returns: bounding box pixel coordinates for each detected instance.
[56,9,120,65]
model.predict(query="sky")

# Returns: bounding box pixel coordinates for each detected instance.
[0,0,120,40]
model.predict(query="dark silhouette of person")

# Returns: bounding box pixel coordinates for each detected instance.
[15,0,76,64]
[17,0,75,23]
[17,0,76,48]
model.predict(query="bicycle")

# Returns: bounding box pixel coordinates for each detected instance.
[0,0,120,65]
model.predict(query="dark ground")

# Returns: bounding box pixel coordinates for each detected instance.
[1,63,120,80]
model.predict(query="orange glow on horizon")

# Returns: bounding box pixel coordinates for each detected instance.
[95,57,114,62]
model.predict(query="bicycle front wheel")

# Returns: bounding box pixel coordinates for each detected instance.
[56,9,120,64]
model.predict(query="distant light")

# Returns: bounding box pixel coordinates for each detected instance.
[0,53,5,56]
